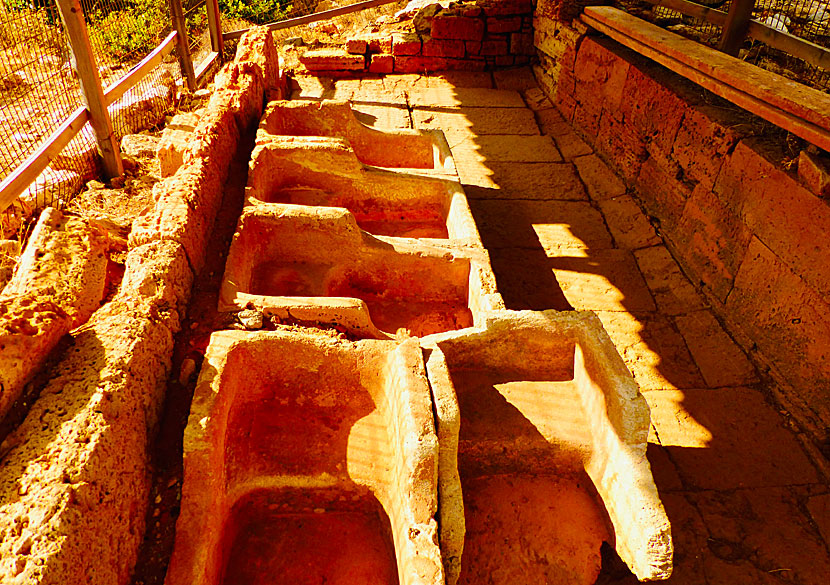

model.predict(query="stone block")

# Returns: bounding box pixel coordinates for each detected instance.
[675,183,752,302]
[480,0,534,17]
[620,63,688,154]
[597,194,661,250]
[672,105,744,190]
[120,133,159,158]
[798,149,830,198]
[725,236,830,425]
[424,311,672,582]
[510,31,534,54]
[634,244,705,316]
[345,38,368,54]
[431,15,485,41]
[573,36,630,115]
[369,53,395,73]
[635,156,689,232]
[234,25,281,89]
[480,37,509,55]
[218,206,498,338]
[423,37,466,58]
[674,309,757,387]
[714,139,830,301]
[465,40,482,54]
[392,32,423,56]
[573,153,626,201]
[165,330,443,585]
[487,16,522,33]
[299,49,365,71]
[156,110,202,178]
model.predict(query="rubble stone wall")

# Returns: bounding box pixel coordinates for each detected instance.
[0,28,277,585]
[533,0,830,452]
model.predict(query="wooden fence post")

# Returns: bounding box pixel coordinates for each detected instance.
[169,0,197,90]
[205,0,225,57]
[55,0,123,178]
[719,0,757,56]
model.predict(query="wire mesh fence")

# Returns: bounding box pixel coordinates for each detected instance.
[617,0,830,91]
[0,0,186,232]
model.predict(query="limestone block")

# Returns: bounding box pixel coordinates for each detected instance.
[259,99,455,173]
[234,26,280,90]
[346,38,368,54]
[422,310,673,584]
[165,329,443,585]
[120,133,159,158]
[369,53,395,73]
[0,299,175,585]
[245,135,477,243]
[392,32,423,56]
[156,110,202,178]
[798,149,830,198]
[431,16,485,41]
[299,49,366,71]
[218,205,502,338]
[0,209,109,419]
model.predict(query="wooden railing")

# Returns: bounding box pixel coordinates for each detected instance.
[645,0,830,68]
[0,0,223,214]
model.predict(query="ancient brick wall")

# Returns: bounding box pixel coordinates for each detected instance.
[533,2,830,452]
[300,0,537,73]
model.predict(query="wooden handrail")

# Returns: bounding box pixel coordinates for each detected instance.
[223,0,400,40]
[582,6,830,151]
[104,31,178,106]
[642,0,830,70]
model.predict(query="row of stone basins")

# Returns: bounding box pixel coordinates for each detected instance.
[0,29,671,585]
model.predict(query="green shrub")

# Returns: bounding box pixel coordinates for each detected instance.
[218,0,290,25]
[87,0,168,61]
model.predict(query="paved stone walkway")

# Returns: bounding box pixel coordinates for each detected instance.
[290,68,830,584]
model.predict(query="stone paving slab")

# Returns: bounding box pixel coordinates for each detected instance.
[573,153,627,200]
[468,199,614,251]
[408,87,526,108]
[673,309,758,387]
[634,245,706,316]
[597,195,661,250]
[596,311,706,390]
[493,67,539,91]
[352,104,413,129]
[450,135,563,162]
[547,249,657,313]
[458,161,588,200]
[411,107,540,136]
[645,388,821,490]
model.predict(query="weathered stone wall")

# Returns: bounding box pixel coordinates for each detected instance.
[0,27,278,585]
[300,0,537,73]
[533,0,830,452]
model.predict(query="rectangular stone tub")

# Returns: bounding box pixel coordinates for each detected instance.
[165,329,443,585]
[245,134,478,241]
[422,310,673,585]
[219,205,502,339]
[260,99,455,174]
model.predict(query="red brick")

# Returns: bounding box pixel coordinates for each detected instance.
[672,105,743,190]
[675,183,751,302]
[510,31,534,54]
[488,16,522,33]
[368,54,394,74]
[366,35,392,54]
[465,40,482,54]
[596,108,647,183]
[495,55,515,66]
[423,37,465,58]
[393,56,486,73]
[299,50,365,71]
[392,33,422,56]
[345,38,367,54]
[431,16,485,41]
[621,63,688,153]
[798,150,830,198]
[480,38,510,55]
[715,139,830,301]
[481,0,534,17]
[726,237,830,425]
